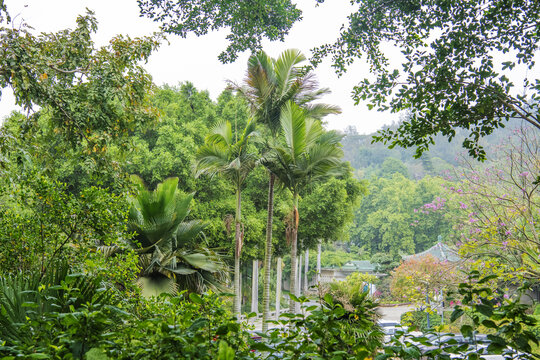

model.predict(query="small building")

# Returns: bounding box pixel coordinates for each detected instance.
[317,260,384,285]
[402,241,460,263]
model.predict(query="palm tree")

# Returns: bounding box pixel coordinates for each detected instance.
[126,176,228,294]
[194,119,257,315]
[234,49,340,330]
[263,101,344,313]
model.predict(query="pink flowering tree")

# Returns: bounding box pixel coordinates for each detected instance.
[422,127,540,280]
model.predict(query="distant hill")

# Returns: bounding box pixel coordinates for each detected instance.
[340,123,525,179]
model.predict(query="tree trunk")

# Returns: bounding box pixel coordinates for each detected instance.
[251,259,258,313]
[298,253,303,296]
[289,194,299,313]
[233,189,242,315]
[275,257,282,321]
[262,173,275,331]
[316,242,322,283]
[304,249,309,293]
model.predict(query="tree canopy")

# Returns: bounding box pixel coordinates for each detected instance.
[317,0,540,159]
[0,11,161,159]
[137,0,301,63]
[136,0,539,158]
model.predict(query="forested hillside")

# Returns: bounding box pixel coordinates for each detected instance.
[341,124,519,180]
[340,122,531,261]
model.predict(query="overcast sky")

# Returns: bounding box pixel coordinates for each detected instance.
[0,0,401,133]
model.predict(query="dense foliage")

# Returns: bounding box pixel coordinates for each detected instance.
[137,0,540,159]
[313,0,540,159]
[350,173,453,256]
[138,0,301,63]
[0,5,538,359]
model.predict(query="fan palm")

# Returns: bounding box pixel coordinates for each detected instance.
[263,101,344,313]
[194,118,257,315]
[127,176,228,294]
[234,49,341,330]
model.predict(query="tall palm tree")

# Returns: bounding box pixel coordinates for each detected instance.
[234,49,340,330]
[194,118,257,315]
[127,176,228,294]
[263,101,344,313]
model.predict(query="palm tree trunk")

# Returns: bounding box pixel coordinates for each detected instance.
[289,193,299,313]
[304,249,309,293]
[233,188,242,315]
[262,173,275,331]
[275,257,282,320]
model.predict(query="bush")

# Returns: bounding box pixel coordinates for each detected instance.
[328,272,378,310]
[0,266,254,359]
[261,291,385,359]
[401,310,442,332]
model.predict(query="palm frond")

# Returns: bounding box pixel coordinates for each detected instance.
[303,103,342,119]
[175,220,207,248]
[280,101,307,160]
[274,49,306,98]
[205,120,233,147]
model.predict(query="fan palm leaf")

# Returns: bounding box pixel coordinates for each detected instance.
[125,177,228,294]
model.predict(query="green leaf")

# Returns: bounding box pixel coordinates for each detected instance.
[29,354,50,359]
[450,308,464,322]
[475,304,493,317]
[460,324,473,338]
[481,319,497,329]
[189,293,203,304]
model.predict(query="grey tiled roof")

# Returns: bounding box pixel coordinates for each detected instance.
[403,242,460,262]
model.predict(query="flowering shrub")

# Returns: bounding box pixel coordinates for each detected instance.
[390,255,462,305]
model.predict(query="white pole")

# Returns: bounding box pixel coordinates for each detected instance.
[304,249,309,292]
[298,253,303,296]
[275,257,282,320]
[251,259,258,313]
[316,242,322,283]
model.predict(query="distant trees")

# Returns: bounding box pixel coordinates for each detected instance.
[298,166,366,251]
[350,174,454,257]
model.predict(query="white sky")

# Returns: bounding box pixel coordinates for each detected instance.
[0,0,400,133]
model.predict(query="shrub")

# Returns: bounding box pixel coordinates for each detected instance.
[400,310,442,332]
